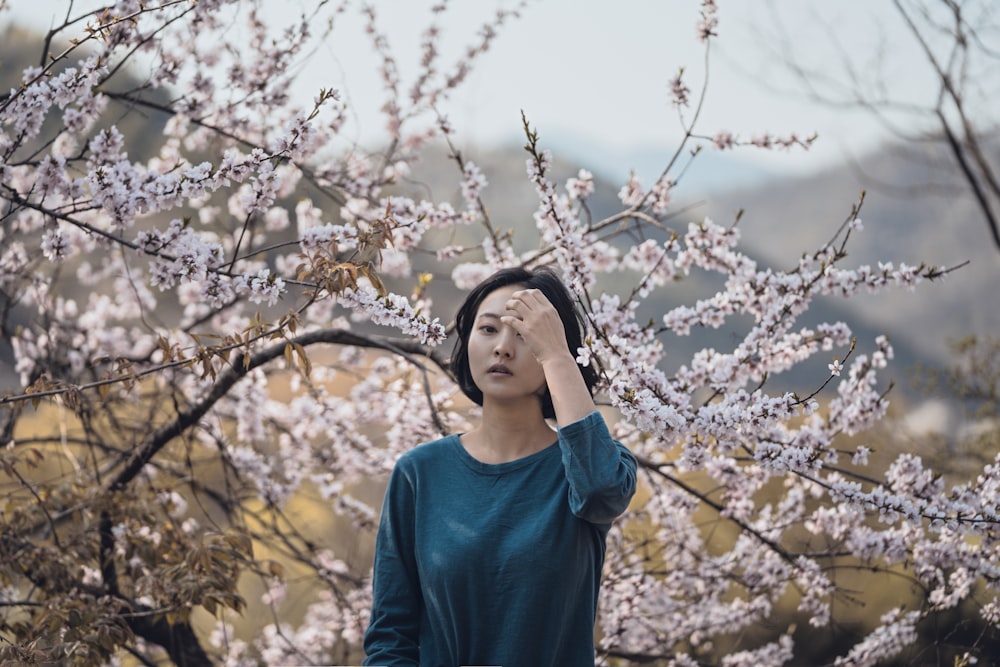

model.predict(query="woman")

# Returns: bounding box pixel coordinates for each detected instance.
[363,267,637,666]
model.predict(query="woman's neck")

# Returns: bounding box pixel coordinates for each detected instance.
[461,398,555,464]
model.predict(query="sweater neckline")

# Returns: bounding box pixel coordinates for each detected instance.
[448,434,559,475]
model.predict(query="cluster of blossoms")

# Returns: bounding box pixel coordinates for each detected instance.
[697,0,719,42]
[6,54,108,139]
[135,218,225,289]
[460,160,487,208]
[524,143,620,293]
[339,284,446,345]
[710,129,818,152]
[233,268,285,307]
[834,609,921,667]
[670,69,691,108]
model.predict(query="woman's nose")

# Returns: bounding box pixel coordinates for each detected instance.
[493,330,515,358]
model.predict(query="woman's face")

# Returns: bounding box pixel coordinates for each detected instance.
[466,285,548,406]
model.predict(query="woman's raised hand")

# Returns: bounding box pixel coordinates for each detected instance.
[500,288,573,365]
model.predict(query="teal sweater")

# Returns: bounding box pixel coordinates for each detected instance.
[363,411,637,666]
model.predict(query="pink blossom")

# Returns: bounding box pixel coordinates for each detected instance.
[669,69,691,107]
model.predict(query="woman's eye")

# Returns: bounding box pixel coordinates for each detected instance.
[480,325,496,334]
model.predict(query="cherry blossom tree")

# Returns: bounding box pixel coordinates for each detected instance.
[1,1,996,665]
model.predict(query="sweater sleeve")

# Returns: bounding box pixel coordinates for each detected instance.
[558,411,637,525]
[363,464,421,666]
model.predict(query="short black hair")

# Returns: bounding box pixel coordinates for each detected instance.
[450,267,599,419]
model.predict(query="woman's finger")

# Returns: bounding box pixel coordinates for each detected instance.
[513,288,544,307]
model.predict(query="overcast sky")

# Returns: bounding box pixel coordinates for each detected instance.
[7,1,943,185]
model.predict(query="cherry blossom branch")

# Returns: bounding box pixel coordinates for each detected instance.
[636,454,800,564]
[102,327,444,490]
